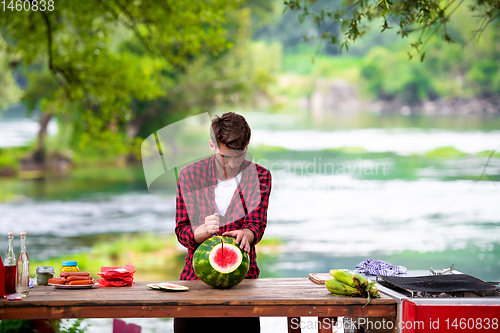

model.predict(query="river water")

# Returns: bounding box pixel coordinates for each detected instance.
[1,111,499,332]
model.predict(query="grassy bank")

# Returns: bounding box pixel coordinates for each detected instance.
[252,144,500,160]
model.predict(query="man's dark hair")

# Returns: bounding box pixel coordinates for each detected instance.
[210,112,251,151]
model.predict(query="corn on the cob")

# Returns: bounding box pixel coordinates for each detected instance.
[362,282,381,308]
[353,273,370,288]
[325,279,360,296]
[368,284,380,298]
[327,269,380,306]
[331,269,357,288]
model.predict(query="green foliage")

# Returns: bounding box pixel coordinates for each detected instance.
[257,236,284,246]
[253,145,290,152]
[323,147,369,154]
[476,150,500,159]
[279,47,363,76]
[311,56,362,80]
[285,0,500,59]
[251,144,290,161]
[328,2,500,103]
[0,319,89,333]
[276,53,364,100]
[0,0,243,156]
[360,46,435,102]
[254,0,499,105]
[281,53,316,75]
[0,190,17,203]
[0,149,19,169]
[0,146,31,169]
[424,146,468,158]
[58,319,89,333]
[0,39,22,111]
[30,233,184,280]
[1,0,285,161]
[254,0,344,55]
[90,233,175,258]
[467,61,500,96]
[29,232,284,282]
[0,320,32,333]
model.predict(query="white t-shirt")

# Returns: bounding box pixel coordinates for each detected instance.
[215,172,242,216]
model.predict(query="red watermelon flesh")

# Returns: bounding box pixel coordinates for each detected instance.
[147,284,160,290]
[209,243,242,273]
[213,245,239,269]
[157,283,189,291]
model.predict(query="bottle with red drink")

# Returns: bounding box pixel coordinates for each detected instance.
[0,252,4,298]
[4,232,17,296]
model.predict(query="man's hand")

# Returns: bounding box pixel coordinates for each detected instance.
[204,213,220,235]
[222,229,254,253]
[194,213,220,244]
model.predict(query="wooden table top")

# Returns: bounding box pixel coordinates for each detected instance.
[0,278,397,320]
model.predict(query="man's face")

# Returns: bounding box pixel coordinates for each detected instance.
[209,141,247,178]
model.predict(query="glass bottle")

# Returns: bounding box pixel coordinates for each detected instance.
[0,252,4,298]
[16,232,29,297]
[4,232,16,295]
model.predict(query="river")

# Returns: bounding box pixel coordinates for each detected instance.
[0,111,499,332]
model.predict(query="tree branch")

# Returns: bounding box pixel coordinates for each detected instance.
[40,10,72,98]
[465,145,500,194]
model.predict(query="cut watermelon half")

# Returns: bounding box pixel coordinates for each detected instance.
[209,242,242,273]
[157,283,189,291]
[193,236,249,289]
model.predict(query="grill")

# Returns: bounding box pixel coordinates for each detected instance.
[375,272,500,333]
[377,274,499,296]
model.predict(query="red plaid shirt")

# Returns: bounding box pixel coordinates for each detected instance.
[175,155,271,280]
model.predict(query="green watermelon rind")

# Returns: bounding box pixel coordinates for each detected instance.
[193,236,250,289]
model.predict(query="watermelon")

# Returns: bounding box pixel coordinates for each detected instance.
[147,284,161,290]
[193,236,249,289]
[157,283,189,291]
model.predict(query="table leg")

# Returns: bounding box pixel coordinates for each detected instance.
[287,317,301,333]
[318,317,336,333]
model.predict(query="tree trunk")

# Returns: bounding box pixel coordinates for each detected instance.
[19,111,53,179]
[34,111,53,164]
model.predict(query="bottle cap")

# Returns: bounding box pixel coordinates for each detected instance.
[8,232,14,237]
[62,261,78,266]
[20,232,26,238]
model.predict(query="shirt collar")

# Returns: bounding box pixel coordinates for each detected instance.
[207,155,251,188]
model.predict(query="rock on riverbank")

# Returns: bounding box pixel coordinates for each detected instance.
[305,79,500,116]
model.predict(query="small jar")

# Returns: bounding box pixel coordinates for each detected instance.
[36,266,55,285]
[60,261,80,273]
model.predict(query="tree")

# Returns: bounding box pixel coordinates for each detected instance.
[284,0,500,61]
[0,39,22,111]
[0,0,238,163]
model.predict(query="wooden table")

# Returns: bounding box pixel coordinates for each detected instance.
[0,278,397,332]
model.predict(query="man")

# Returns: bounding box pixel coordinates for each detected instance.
[174,112,272,333]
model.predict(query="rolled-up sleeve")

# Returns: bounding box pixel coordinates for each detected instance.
[242,168,271,246]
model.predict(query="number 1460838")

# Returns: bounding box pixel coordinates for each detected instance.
[2,0,54,11]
